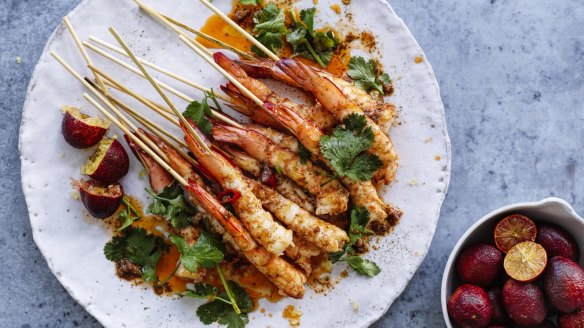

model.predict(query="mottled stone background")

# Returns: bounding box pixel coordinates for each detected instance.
[1,0,583,327]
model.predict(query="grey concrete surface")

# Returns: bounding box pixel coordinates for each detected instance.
[1,0,583,327]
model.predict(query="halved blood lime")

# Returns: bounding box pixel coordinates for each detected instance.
[494,214,537,253]
[504,241,547,282]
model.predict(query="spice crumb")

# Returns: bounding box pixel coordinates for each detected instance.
[415,56,424,64]
[330,4,341,15]
[424,137,433,143]
[15,56,22,64]
[407,178,418,186]
[352,301,359,312]
[340,270,349,278]
[434,155,441,161]
[282,305,302,327]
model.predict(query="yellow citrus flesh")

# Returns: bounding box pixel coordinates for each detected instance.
[494,214,537,253]
[62,105,110,128]
[82,138,113,175]
[504,241,547,282]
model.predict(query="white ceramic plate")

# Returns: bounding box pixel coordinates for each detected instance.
[19,0,450,327]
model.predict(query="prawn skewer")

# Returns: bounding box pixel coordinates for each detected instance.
[212,123,349,216]
[82,93,306,297]
[109,27,294,255]
[277,59,399,185]
[238,59,397,129]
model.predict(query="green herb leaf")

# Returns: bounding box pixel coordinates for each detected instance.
[329,206,370,263]
[319,114,382,181]
[252,3,287,56]
[297,143,311,164]
[170,231,224,273]
[342,256,381,277]
[103,227,166,283]
[347,56,392,95]
[195,281,253,328]
[147,183,197,229]
[286,8,339,67]
[184,100,213,135]
[240,0,259,5]
[182,283,219,299]
[116,198,141,231]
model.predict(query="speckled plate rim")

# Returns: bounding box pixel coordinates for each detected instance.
[19,0,451,327]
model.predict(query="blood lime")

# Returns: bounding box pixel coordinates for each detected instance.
[504,241,547,282]
[494,214,537,253]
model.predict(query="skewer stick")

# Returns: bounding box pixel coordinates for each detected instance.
[84,41,242,128]
[159,13,255,60]
[87,36,231,103]
[103,78,175,116]
[196,0,280,61]
[83,93,188,185]
[63,17,108,95]
[85,77,187,148]
[51,51,168,161]
[88,65,180,126]
[109,27,211,153]
[132,0,211,58]
[179,34,264,107]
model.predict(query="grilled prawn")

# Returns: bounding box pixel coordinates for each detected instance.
[277,59,399,185]
[238,58,397,129]
[212,123,349,216]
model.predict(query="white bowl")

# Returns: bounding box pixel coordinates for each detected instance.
[441,197,584,327]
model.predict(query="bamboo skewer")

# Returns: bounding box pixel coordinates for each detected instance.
[87,36,231,103]
[196,0,280,61]
[89,65,180,127]
[159,13,255,60]
[103,78,175,116]
[83,93,188,185]
[51,51,168,161]
[84,41,242,128]
[178,35,264,107]
[132,0,211,58]
[108,27,212,154]
[63,18,109,96]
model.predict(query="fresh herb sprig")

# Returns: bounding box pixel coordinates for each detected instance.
[104,227,167,283]
[251,3,287,57]
[286,8,340,67]
[146,183,197,230]
[116,196,141,231]
[347,56,392,95]
[240,0,260,5]
[171,231,253,327]
[183,90,222,135]
[329,207,381,277]
[319,113,382,182]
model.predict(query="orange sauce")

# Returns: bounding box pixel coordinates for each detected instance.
[282,305,302,327]
[330,4,341,15]
[196,14,253,52]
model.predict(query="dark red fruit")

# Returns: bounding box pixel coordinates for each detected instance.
[75,179,123,219]
[448,284,493,328]
[558,306,584,328]
[61,106,109,148]
[537,223,580,262]
[82,138,129,183]
[543,256,584,313]
[502,279,548,327]
[487,288,511,325]
[456,243,504,287]
[536,320,557,328]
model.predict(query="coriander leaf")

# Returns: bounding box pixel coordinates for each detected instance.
[228,281,253,313]
[170,231,224,273]
[319,114,381,181]
[147,184,197,229]
[103,228,166,283]
[184,100,213,135]
[297,143,311,164]
[240,0,259,5]
[197,299,226,324]
[329,206,370,263]
[286,7,339,67]
[117,198,141,231]
[252,3,287,56]
[195,281,252,328]
[342,256,381,277]
[182,283,219,299]
[347,56,392,95]
[218,311,249,328]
